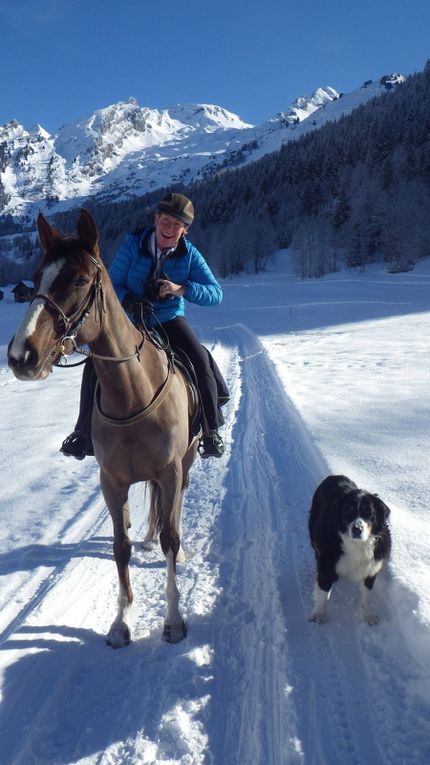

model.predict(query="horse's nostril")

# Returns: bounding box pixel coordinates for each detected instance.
[8,340,40,377]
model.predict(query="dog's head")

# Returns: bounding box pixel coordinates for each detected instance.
[338,491,390,542]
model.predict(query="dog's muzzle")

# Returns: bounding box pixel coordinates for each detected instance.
[351,519,365,539]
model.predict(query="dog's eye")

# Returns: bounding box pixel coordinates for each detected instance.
[346,507,356,521]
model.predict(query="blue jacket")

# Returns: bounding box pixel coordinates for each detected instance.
[109,227,223,324]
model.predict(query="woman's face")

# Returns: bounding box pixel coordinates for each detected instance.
[155,213,187,250]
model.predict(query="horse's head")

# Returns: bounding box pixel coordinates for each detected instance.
[8,209,104,381]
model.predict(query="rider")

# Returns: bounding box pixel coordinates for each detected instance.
[61,192,228,460]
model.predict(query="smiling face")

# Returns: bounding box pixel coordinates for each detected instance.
[155,213,187,250]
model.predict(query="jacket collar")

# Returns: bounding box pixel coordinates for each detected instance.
[139,226,188,258]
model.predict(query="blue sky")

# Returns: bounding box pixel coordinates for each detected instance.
[1,0,429,133]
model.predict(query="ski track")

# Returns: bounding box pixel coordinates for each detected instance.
[1,325,430,763]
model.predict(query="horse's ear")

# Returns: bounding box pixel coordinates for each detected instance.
[77,209,99,255]
[37,213,63,252]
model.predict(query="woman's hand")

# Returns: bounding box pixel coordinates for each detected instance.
[157,279,186,298]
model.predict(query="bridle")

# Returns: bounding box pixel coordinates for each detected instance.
[33,252,143,367]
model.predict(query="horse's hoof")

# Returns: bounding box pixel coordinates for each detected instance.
[162,621,187,643]
[106,621,131,648]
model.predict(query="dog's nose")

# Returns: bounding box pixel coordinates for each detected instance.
[351,520,364,538]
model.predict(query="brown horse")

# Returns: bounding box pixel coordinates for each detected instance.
[8,209,200,647]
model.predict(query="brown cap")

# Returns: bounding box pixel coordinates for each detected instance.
[157,193,194,226]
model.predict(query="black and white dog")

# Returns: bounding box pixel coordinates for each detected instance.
[308,475,391,624]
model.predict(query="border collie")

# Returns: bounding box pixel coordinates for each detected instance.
[308,475,391,624]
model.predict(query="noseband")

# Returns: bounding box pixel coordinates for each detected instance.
[32,253,105,366]
[34,253,103,332]
[32,252,144,366]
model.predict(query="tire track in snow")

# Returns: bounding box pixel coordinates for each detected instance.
[0,348,240,765]
[0,490,109,646]
[2,325,426,763]
[222,323,430,765]
[208,323,386,764]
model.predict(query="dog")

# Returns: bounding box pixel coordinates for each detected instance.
[308,475,391,624]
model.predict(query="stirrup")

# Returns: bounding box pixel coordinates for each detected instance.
[198,430,225,459]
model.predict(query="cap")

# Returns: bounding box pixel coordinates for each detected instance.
[156,193,194,226]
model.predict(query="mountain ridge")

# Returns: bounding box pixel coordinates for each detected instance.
[0,73,404,221]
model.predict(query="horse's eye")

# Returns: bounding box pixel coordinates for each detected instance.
[75,275,88,287]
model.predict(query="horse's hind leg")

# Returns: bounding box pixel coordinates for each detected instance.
[142,480,186,565]
[175,439,199,565]
[100,471,133,648]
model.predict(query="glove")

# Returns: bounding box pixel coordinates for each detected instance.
[123,292,153,324]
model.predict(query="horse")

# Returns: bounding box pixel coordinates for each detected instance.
[8,209,200,648]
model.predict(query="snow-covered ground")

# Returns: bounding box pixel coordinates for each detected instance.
[1,252,430,764]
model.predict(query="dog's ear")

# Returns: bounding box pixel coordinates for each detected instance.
[373,495,391,525]
[332,495,351,532]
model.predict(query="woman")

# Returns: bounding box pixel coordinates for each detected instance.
[61,192,228,460]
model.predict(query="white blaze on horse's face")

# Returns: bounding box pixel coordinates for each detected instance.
[9,259,65,379]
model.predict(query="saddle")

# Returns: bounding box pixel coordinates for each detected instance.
[143,326,203,442]
[170,345,203,442]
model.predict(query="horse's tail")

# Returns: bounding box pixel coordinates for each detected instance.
[147,480,163,541]
[147,479,182,561]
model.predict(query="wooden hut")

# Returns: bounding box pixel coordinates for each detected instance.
[12,280,34,303]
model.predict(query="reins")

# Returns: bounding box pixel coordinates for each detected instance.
[54,336,146,368]
[35,245,176,419]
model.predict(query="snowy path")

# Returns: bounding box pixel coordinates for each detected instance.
[1,275,430,763]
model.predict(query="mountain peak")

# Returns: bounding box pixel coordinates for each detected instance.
[0,76,405,219]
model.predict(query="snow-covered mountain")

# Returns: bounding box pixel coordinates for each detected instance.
[0,74,404,219]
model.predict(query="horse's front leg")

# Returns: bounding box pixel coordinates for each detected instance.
[101,472,133,648]
[157,465,187,643]
[162,549,187,643]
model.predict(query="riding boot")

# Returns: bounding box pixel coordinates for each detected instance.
[199,428,225,459]
[60,359,96,460]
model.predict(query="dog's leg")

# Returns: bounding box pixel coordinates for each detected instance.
[309,584,332,623]
[360,575,379,625]
[309,558,338,623]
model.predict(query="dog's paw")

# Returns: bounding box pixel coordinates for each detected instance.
[363,613,379,626]
[309,612,326,624]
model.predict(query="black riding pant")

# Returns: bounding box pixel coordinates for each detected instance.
[161,316,223,431]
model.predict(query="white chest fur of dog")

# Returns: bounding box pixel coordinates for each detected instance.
[336,531,384,582]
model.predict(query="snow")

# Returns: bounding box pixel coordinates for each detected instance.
[1,252,430,763]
